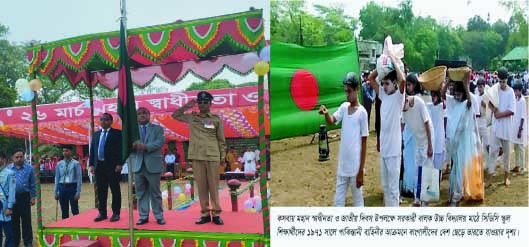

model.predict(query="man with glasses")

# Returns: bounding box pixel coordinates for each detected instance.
[488,67,516,186]
[172,91,227,225]
[130,107,166,225]
[89,113,123,222]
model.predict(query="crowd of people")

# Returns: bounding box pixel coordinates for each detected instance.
[323,51,527,208]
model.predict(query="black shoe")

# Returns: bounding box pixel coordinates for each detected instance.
[136,218,149,225]
[157,218,166,225]
[195,216,211,224]
[212,216,224,225]
[94,215,108,222]
[109,214,120,222]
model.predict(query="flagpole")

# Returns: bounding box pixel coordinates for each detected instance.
[120,1,134,246]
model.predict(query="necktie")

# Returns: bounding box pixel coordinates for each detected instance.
[141,125,147,143]
[98,130,107,160]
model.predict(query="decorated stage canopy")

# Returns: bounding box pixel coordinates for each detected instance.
[0,86,270,144]
[270,41,360,140]
[26,9,265,88]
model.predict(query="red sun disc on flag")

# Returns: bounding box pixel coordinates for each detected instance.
[290,69,319,111]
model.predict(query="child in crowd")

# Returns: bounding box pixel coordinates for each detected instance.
[402,73,434,206]
[488,67,516,186]
[368,54,406,207]
[511,81,527,173]
[319,72,368,207]
[443,68,482,206]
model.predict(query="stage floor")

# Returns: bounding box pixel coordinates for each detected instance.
[46,184,264,235]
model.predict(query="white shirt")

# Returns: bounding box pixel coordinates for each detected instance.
[243,151,256,172]
[403,96,432,150]
[475,94,490,129]
[493,87,516,141]
[165,154,175,163]
[427,102,445,154]
[470,93,480,117]
[254,149,260,162]
[378,87,405,157]
[121,163,128,174]
[513,96,527,145]
[332,102,369,176]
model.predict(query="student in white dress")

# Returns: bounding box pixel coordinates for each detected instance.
[402,92,434,206]
[367,54,406,207]
[319,72,368,207]
[488,67,516,186]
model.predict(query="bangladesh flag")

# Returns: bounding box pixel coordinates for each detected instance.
[117,19,140,161]
[270,41,361,140]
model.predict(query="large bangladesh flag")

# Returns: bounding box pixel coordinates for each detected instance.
[117,19,140,161]
[270,41,361,140]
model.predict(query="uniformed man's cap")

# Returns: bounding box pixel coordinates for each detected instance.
[197,91,213,101]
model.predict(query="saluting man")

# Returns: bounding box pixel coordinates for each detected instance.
[172,91,227,225]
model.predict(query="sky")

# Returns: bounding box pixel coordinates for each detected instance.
[1,0,270,43]
[306,0,526,27]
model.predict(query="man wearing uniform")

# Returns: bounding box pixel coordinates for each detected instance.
[0,151,16,247]
[172,91,226,225]
[54,145,82,219]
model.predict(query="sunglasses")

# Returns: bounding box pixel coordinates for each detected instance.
[197,100,210,105]
[100,117,111,121]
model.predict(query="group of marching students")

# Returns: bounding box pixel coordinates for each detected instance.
[320,52,527,207]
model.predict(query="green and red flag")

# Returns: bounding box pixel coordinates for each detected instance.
[270,41,361,140]
[117,19,140,161]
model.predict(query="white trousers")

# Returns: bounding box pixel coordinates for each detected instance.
[489,137,511,173]
[380,156,401,207]
[513,144,526,169]
[334,175,364,207]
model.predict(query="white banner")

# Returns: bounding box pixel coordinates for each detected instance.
[271,207,529,247]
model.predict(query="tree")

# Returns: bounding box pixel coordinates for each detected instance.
[467,15,491,32]
[462,31,503,69]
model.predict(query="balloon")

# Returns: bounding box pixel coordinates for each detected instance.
[20,89,35,102]
[254,200,262,212]
[254,61,269,76]
[162,191,168,199]
[29,78,42,91]
[259,46,270,62]
[185,188,191,195]
[15,79,29,93]
[243,199,253,209]
[174,186,182,194]
[185,183,191,190]
[178,193,186,201]
[242,52,259,65]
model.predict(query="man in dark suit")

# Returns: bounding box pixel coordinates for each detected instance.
[89,113,123,222]
[129,107,166,225]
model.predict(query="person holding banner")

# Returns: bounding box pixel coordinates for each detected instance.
[172,91,227,225]
[319,72,368,207]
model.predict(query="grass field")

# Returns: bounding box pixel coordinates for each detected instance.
[269,107,528,207]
